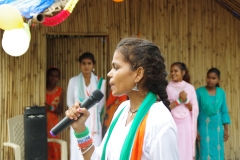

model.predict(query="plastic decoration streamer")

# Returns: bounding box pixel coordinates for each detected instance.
[0,0,54,19]
[43,0,79,26]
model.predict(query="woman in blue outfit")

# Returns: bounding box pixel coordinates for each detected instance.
[196,68,231,160]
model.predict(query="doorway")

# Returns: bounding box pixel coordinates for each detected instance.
[46,34,109,159]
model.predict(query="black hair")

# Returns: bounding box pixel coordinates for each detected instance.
[78,52,96,64]
[116,37,170,110]
[47,67,60,78]
[171,62,191,83]
[207,67,220,87]
[46,67,60,87]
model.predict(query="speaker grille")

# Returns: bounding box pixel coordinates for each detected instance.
[24,106,48,160]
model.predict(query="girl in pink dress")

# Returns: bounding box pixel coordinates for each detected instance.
[166,62,199,160]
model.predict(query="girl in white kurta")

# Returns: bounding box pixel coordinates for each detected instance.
[66,38,179,160]
[67,52,106,160]
[92,100,178,160]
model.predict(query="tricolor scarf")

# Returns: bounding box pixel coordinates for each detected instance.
[101,92,157,160]
[78,72,103,133]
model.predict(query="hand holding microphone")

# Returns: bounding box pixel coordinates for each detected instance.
[50,89,104,136]
[66,102,90,133]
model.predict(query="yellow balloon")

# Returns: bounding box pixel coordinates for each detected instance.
[0,4,24,30]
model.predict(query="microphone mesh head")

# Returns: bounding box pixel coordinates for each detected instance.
[92,89,104,101]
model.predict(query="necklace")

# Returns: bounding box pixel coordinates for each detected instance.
[129,109,138,117]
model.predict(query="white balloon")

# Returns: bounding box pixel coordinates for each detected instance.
[2,24,30,57]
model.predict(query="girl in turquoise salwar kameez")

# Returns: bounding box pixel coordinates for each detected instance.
[196,68,231,160]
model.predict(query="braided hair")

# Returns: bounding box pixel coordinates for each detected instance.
[116,38,170,109]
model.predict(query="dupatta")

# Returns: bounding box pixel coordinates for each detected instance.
[78,72,103,133]
[101,92,157,160]
[198,87,223,116]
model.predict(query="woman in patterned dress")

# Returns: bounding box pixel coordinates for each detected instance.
[196,68,231,160]
[45,67,63,160]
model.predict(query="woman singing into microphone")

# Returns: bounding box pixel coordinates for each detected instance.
[66,38,178,160]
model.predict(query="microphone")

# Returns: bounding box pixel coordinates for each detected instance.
[50,89,104,136]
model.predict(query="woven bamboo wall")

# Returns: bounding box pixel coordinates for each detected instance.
[0,0,239,159]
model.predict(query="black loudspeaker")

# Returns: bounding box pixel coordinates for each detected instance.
[24,106,48,160]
